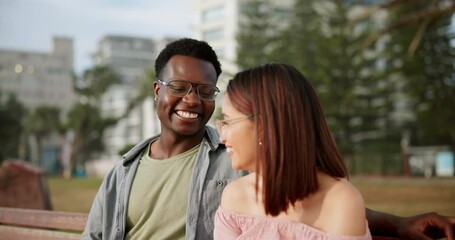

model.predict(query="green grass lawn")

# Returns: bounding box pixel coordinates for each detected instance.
[48,177,102,212]
[48,176,455,216]
[352,176,455,216]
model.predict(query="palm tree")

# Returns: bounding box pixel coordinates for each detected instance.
[123,68,156,118]
[74,64,121,106]
[64,65,120,177]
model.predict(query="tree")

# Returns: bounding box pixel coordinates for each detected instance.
[236,1,415,176]
[115,68,157,154]
[236,0,281,70]
[124,68,156,116]
[272,0,322,76]
[74,65,121,106]
[277,0,397,157]
[354,0,455,55]
[64,65,121,177]
[24,106,61,165]
[0,94,27,162]
[385,3,455,146]
[66,103,117,171]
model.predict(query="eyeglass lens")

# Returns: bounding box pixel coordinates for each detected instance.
[215,115,252,136]
[164,80,219,101]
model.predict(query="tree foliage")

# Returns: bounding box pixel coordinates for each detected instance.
[66,102,117,167]
[74,65,121,104]
[236,0,455,161]
[65,65,121,174]
[0,94,27,162]
[124,68,156,115]
[385,2,455,146]
[238,0,398,156]
[355,0,455,55]
[24,106,61,164]
[272,0,322,75]
[236,0,280,70]
[25,106,61,138]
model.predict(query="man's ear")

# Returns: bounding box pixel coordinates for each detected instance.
[153,81,160,99]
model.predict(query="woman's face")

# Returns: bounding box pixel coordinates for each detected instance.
[218,94,257,171]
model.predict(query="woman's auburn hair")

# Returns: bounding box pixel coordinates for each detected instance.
[226,63,348,216]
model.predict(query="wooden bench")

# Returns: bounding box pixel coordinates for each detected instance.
[0,207,88,240]
[0,206,400,240]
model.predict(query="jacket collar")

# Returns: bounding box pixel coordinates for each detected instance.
[204,126,223,150]
[121,126,223,165]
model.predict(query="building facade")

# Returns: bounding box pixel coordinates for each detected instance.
[0,36,77,172]
[0,36,76,115]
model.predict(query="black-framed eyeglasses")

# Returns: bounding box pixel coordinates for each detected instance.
[215,114,253,136]
[157,79,220,101]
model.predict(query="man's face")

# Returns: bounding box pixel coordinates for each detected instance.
[154,55,217,137]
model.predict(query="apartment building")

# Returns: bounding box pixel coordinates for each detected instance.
[0,36,77,171]
[0,36,76,115]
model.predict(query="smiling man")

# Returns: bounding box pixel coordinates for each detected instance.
[82,38,246,240]
[82,38,455,240]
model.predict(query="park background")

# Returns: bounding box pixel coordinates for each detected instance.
[1,0,455,216]
[49,176,455,215]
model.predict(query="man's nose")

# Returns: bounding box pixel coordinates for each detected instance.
[182,87,201,105]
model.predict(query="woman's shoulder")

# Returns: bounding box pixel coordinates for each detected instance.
[318,176,367,236]
[220,173,256,213]
[325,177,364,204]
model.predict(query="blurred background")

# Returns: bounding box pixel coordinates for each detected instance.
[0,0,454,215]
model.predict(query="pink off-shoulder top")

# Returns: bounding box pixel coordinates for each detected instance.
[214,207,372,240]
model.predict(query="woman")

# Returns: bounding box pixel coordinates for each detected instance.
[214,63,372,240]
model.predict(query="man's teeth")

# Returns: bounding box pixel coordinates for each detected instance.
[177,111,198,119]
[226,148,232,153]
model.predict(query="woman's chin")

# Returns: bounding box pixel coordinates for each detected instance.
[230,161,243,171]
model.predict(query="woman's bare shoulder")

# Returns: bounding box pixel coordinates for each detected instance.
[319,177,367,236]
[220,173,256,213]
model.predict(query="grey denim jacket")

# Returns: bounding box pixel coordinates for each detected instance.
[81,127,247,240]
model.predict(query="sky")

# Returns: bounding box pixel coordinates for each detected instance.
[0,0,193,74]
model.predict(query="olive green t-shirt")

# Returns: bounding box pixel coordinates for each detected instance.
[125,142,199,240]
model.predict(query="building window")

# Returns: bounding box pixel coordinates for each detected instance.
[27,65,35,74]
[133,40,143,49]
[48,67,67,75]
[203,28,224,41]
[202,6,225,22]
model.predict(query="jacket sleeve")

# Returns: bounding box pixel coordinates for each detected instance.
[81,177,106,240]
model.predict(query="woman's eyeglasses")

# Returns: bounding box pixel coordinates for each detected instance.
[215,115,253,136]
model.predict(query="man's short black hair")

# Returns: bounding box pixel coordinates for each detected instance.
[154,38,222,78]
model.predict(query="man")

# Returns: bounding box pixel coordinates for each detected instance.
[82,38,454,240]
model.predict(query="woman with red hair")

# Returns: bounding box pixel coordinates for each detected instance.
[214,63,371,239]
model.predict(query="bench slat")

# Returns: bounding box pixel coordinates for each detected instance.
[0,225,81,240]
[0,207,87,231]
[0,207,400,239]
